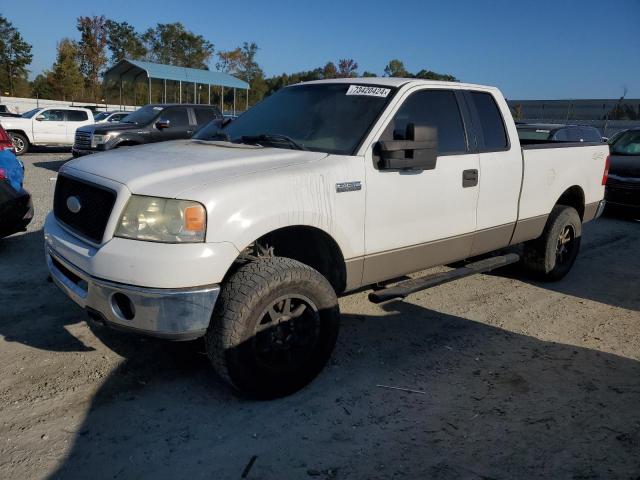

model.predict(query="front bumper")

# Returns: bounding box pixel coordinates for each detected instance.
[46,246,220,340]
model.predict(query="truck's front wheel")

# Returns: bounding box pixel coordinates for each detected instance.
[9,132,29,155]
[206,257,340,398]
[522,205,582,280]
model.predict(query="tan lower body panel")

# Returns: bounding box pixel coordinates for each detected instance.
[583,201,600,223]
[470,223,515,257]
[509,214,548,245]
[360,233,474,286]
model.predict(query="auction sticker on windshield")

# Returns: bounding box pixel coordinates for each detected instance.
[346,85,391,98]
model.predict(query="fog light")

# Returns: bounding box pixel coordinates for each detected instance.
[111,292,135,320]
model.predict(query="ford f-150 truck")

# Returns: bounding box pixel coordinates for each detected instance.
[0,107,95,155]
[44,78,609,398]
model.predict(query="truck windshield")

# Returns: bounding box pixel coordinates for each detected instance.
[195,83,396,155]
[21,108,41,118]
[121,105,163,124]
[610,130,640,156]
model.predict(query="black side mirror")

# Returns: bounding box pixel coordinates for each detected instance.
[155,119,170,129]
[376,123,438,170]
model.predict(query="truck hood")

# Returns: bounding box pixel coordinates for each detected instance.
[63,140,328,198]
[77,122,147,135]
[608,154,640,178]
[0,117,31,129]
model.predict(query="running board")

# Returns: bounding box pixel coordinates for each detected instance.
[368,253,520,304]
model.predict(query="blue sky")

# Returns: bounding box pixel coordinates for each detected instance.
[2,0,639,99]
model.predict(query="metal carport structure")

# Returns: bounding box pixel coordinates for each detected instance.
[104,59,250,114]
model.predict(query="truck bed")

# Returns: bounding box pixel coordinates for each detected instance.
[517,142,608,222]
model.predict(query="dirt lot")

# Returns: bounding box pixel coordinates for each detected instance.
[1,151,639,480]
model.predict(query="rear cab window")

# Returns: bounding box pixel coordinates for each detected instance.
[467,91,509,151]
[66,110,89,122]
[194,107,219,125]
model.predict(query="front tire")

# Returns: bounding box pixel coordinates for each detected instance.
[206,257,340,399]
[9,132,29,155]
[522,205,582,281]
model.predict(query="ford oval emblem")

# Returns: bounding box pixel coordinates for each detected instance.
[66,196,82,214]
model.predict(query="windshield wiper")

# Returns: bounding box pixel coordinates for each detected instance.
[238,133,307,151]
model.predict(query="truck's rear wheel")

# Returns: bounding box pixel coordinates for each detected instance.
[206,257,340,398]
[522,205,582,280]
[9,132,29,155]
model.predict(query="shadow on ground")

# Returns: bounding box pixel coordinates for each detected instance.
[33,159,70,172]
[45,302,640,479]
[498,216,640,312]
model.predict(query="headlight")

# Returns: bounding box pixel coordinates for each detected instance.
[91,133,115,147]
[115,195,206,243]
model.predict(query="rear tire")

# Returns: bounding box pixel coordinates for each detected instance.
[9,132,28,155]
[206,257,340,399]
[522,205,582,281]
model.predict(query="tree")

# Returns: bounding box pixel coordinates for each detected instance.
[76,15,108,101]
[322,61,338,79]
[50,39,84,101]
[105,20,146,64]
[0,15,33,96]
[142,22,213,68]
[337,58,358,78]
[413,69,458,82]
[384,59,408,78]
[361,71,377,77]
[30,72,54,99]
[217,42,265,106]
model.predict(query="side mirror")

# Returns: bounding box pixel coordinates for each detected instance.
[155,119,170,129]
[376,123,438,170]
[35,115,45,121]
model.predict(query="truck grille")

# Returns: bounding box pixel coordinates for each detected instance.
[53,175,116,243]
[74,130,92,149]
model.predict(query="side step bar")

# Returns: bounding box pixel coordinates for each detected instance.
[368,253,520,304]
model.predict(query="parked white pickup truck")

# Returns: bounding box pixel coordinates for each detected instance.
[0,107,95,155]
[44,78,609,398]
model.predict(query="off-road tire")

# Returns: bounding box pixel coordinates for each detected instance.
[9,132,29,155]
[522,205,582,281]
[206,257,340,399]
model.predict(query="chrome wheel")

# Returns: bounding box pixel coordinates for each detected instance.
[253,294,321,372]
[556,225,575,266]
[10,134,25,155]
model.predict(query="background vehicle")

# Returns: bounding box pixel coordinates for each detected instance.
[93,111,130,124]
[605,128,640,212]
[0,105,21,118]
[0,138,32,238]
[0,107,94,155]
[517,123,604,143]
[72,104,221,156]
[45,79,608,398]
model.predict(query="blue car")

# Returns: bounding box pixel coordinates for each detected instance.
[0,148,33,238]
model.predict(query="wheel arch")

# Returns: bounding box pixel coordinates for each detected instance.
[555,185,585,220]
[233,225,348,294]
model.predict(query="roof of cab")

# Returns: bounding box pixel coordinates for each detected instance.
[299,77,498,91]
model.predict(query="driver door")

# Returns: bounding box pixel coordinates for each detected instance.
[32,109,67,144]
[362,88,480,285]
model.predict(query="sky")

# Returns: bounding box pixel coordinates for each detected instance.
[2,0,639,100]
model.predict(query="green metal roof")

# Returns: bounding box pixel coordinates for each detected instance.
[104,59,249,89]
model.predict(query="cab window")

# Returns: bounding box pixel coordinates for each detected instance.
[39,110,66,121]
[382,90,467,154]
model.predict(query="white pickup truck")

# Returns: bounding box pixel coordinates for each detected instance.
[0,107,95,155]
[44,78,609,398]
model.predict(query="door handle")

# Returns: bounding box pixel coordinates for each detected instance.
[462,169,478,188]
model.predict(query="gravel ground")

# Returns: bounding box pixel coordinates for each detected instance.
[1,150,639,480]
